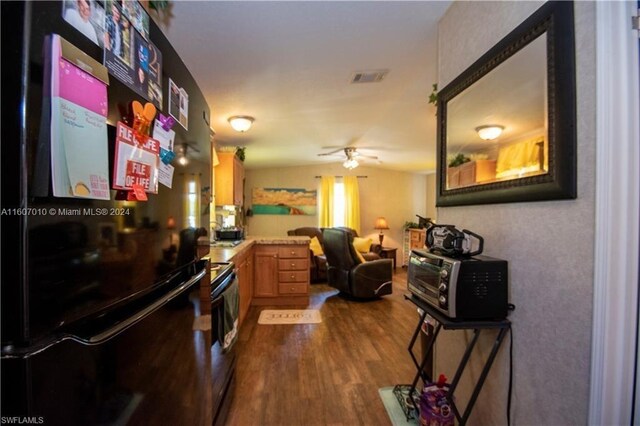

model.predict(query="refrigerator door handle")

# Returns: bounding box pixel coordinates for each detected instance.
[76,268,206,345]
[2,268,206,359]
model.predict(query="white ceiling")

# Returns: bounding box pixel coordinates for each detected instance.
[447,33,547,154]
[155,1,451,172]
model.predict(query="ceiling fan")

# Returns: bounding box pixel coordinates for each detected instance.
[176,142,200,166]
[317,147,379,169]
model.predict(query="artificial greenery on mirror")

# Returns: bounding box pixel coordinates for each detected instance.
[448,153,470,168]
[428,83,438,106]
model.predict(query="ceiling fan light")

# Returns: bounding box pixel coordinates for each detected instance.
[343,158,359,169]
[475,125,504,141]
[228,115,254,132]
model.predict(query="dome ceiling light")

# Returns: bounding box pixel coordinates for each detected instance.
[228,115,254,132]
[475,125,504,141]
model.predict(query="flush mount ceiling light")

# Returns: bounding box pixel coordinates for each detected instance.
[475,125,504,141]
[228,115,254,132]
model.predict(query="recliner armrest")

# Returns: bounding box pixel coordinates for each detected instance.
[352,259,392,281]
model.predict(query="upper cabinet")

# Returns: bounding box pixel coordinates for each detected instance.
[214,151,244,206]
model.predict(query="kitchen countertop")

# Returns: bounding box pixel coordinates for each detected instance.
[200,236,310,263]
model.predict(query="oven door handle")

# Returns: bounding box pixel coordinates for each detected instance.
[211,272,236,301]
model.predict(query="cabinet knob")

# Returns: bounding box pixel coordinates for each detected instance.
[291,251,295,255]
[291,274,295,279]
[291,263,295,267]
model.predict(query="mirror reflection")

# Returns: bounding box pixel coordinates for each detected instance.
[445,34,548,190]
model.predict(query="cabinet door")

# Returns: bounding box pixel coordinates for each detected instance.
[458,161,476,187]
[233,156,245,206]
[253,248,278,297]
[236,255,249,325]
[214,152,235,206]
[247,253,254,303]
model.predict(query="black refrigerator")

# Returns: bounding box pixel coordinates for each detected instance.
[1,1,221,424]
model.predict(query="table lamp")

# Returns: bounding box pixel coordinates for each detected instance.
[374,217,389,246]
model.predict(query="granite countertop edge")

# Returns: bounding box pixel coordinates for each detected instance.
[201,236,309,263]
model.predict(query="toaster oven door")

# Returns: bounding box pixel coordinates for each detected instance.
[407,254,443,305]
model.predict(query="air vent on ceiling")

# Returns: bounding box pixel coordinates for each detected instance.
[350,69,389,84]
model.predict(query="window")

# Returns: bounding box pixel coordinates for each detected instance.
[333,181,345,227]
[187,180,197,227]
[182,175,200,228]
[318,175,359,232]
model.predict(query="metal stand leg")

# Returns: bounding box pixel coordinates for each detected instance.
[408,309,428,372]
[447,329,482,423]
[408,322,441,413]
[460,327,510,425]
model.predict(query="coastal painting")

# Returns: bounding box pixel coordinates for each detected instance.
[252,188,317,215]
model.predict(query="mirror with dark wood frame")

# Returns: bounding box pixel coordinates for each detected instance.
[436,1,576,207]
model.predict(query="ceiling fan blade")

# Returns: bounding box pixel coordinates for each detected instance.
[318,147,347,156]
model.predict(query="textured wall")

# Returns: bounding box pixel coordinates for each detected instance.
[425,173,437,222]
[435,2,596,425]
[244,164,428,249]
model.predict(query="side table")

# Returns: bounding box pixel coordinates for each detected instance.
[379,247,397,269]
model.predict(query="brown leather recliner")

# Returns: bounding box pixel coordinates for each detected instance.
[322,228,393,298]
[334,227,382,261]
[287,227,327,283]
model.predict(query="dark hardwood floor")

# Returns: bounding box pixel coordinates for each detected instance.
[226,269,418,425]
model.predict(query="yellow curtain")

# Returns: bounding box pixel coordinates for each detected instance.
[343,176,360,234]
[496,137,546,178]
[318,176,334,228]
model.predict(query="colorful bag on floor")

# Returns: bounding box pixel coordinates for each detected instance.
[418,374,454,426]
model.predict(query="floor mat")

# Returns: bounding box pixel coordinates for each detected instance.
[258,309,322,325]
[378,386,418,426]
[192,315,211,331]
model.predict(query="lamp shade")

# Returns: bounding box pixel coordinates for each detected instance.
[374,217,389,230]
[167,216,176,229]
[475,125,504,141]
[228,116,254,132]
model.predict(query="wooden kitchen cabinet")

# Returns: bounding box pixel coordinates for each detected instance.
[252,244,309,305]
[227,244,254,326]
[253,246,278,297]
[214,151,245,206]
[447,159,496,189]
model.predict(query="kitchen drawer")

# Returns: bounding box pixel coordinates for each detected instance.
[278,246,308,259]
[278,271,308,283]
[279,258,308,271]
[278,283,307,294]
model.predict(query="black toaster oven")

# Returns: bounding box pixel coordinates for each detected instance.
[407,249,508,320]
